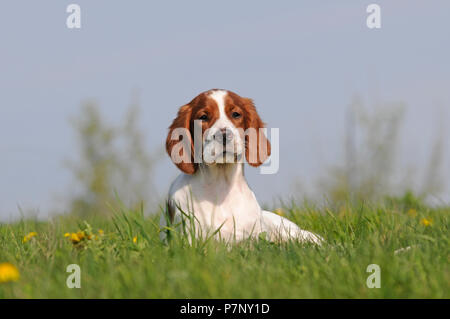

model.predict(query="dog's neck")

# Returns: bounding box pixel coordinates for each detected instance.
[197,162,245,183]
[194,162,248,195]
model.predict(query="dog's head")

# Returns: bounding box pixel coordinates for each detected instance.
[166,89,271,174]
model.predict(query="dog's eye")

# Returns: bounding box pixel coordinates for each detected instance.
[232,112,241,119]
[198,114,208,121]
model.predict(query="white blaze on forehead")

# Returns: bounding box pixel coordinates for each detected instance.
[208,90,229,123]
[203,90,244,158]
[204,89,237,142]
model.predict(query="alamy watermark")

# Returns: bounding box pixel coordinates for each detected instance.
[366,264,381,288]
[168,122,279,174]
[367,4,381,29]
[66,4,81,29]
[66,4,382,30]
[66,264,81,288]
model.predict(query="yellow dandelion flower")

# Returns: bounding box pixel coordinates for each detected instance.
[22,232,38,243]
[69,232,82,243]
[274,208,285,216]
[77,231,86,240]
[65,230,93,244]
[407,209,417,217]
[133,236,137,244]
[98,229,104,235]
[0,262,20,283]
[420,218,432,227]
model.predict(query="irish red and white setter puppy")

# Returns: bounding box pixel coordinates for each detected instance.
[161,89,322,244]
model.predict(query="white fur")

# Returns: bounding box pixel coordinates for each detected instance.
[161,90,323,244]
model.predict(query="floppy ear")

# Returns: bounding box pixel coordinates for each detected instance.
[242,98,271,167]
[166,104,197,174]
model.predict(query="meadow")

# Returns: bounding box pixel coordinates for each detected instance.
[0,197,448,298]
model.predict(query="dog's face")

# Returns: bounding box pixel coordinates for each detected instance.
[199,90,246,165]
[166,89,271,174]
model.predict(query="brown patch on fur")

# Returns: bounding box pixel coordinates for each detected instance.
[166,90,221,174]
[166,103,196,174]
[227,91,271,166]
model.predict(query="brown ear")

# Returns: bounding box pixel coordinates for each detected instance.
[166,104,197,174]
[242,98,271,167]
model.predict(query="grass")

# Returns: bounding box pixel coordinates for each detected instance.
[0,200,448,298]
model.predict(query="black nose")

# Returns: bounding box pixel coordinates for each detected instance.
[214,128,233,145]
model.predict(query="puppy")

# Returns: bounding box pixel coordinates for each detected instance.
[161,89,322,244]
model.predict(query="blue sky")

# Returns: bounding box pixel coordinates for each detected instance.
[1,1,449,219]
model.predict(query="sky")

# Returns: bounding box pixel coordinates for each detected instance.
[1,1,449,220]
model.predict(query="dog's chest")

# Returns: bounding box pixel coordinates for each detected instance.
[173,176,263,239]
